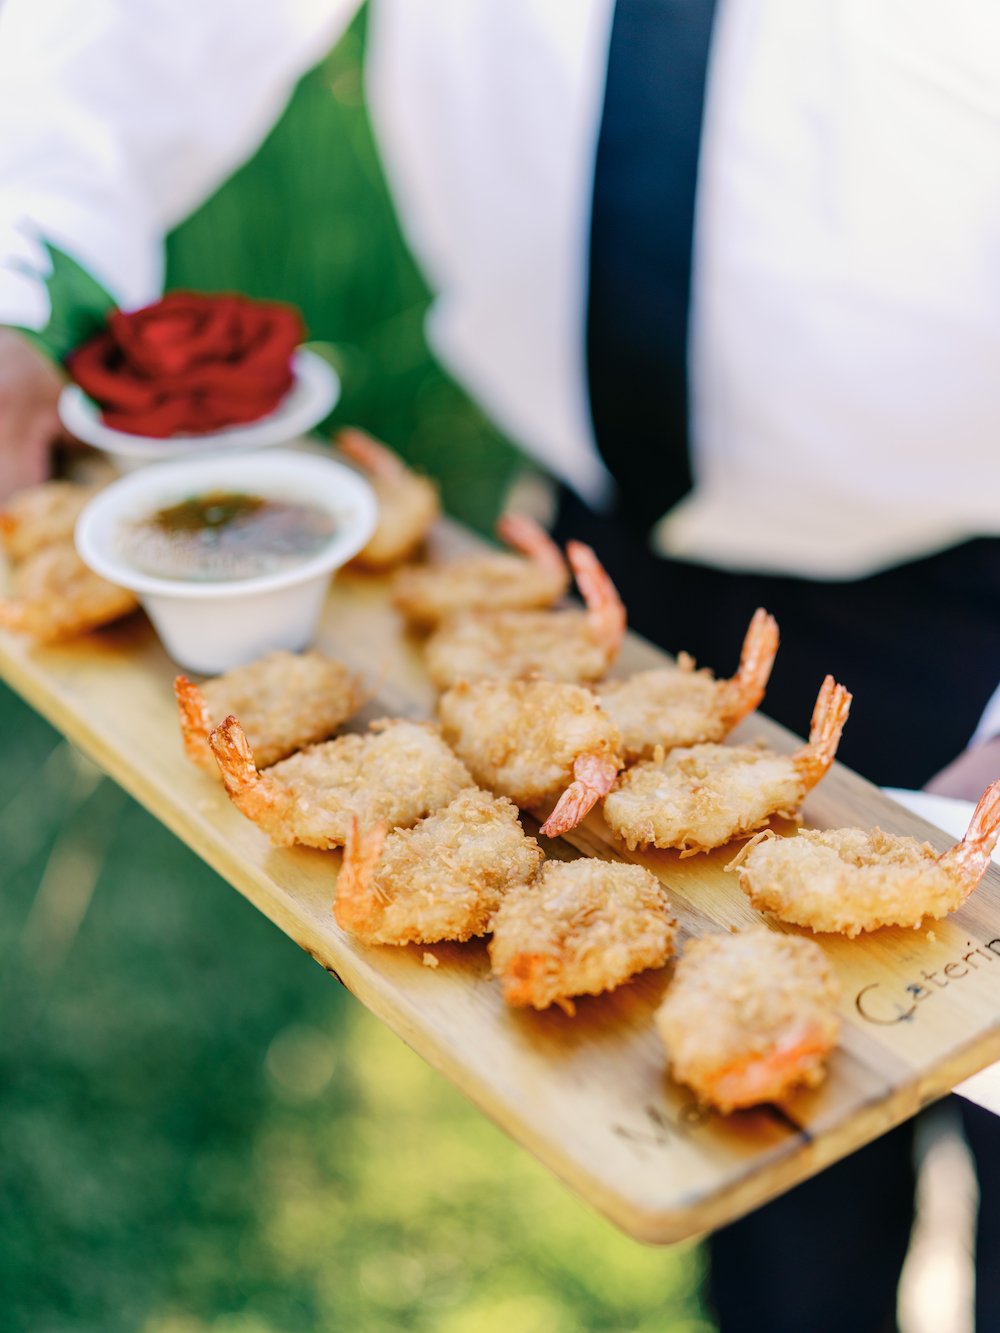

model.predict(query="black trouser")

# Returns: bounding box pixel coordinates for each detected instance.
[553,486,1000,1333]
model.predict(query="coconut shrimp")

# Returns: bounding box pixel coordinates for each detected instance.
[174,651,364,772]
[424,541,627,689]
[729,779,1000,937]
[393,512,569,630]
[489,858,676,1013]
[438,677,624,837]
[597,608,779,763]
[0,479,103,563]
[0,541,138,643]
[655,927,841,1112]
[337,428,441,570]
[333,787,543,944]
[210,715,473,848]
[603,676,851,853]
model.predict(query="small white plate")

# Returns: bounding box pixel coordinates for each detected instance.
[58,346,340,471]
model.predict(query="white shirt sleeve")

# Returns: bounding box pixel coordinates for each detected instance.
[0,0,358,328]
[972,683,1000,746]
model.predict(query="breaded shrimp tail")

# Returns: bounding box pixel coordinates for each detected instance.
[495,512,569,585]
[794,676,852,789]
[337,427,407,477]
[721,608,780,727]
[174,674,214,767]
[339,427,441,571]
[334,818,389,933]
[209,714,294,830]
[210,715,261,797]
[567,540,626,655]
[540,750,622,838]
[940,778,1000,894]
[655,928,840,1112]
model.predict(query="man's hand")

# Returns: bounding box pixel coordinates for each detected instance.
[925,735,1000,803]
[0,328,64,500]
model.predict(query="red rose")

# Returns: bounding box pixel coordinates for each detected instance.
[65,291,304,437]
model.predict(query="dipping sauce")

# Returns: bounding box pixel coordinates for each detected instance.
[118,490,338,582]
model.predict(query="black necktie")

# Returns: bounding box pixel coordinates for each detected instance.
[586,0,718,532]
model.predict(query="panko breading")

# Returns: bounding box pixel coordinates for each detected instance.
[605,743,805,854]
[0,541,138,642]
[0,479,104,562]
[489,859,677,1012]
[655,927,841,1112]
[337,428,441,570]
[597,609,779,762]
[334,787,543,944]
[426,609,606,688]
[393,513,569,630]
[210,715,473,848]
[438,676,624,837]
[424,542,626,689]
[603,676,851,853]
[729,779,1000,936]
[174,651,363,771]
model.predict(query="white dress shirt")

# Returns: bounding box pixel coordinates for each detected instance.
[1,2,998,579]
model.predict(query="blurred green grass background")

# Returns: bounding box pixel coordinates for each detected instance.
[1,12,713,1331]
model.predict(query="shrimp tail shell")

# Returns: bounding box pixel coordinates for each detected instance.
[540,750,622,838]
[174,674,214,766]
[209,714,293,833]
[721,608,780,727]
[337,427,406,478]
[794,676,852,790]
[0,599,26,633]
[334,817,389,932]
[495,512,568,585]
[499,956,576,1014]
[567,540,626,654]
[939,778,1000,896]
[697,1022,834,1112]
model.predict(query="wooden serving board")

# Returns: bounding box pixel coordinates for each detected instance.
[3,526,1000,1243]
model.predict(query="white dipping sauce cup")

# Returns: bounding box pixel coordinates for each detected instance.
[75,448,377,673]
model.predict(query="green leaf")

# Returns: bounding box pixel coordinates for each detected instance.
[10,238,117,365]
